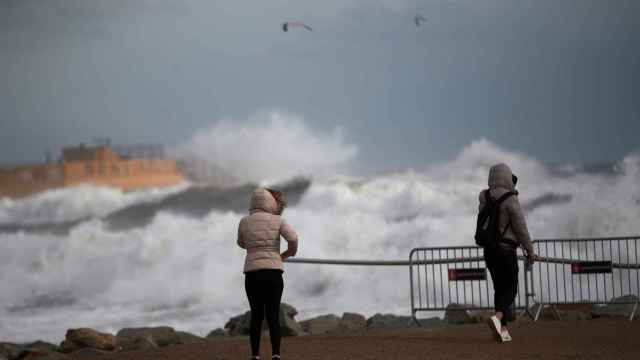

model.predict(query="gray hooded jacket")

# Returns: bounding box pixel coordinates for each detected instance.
[237,188,299,273]
[478,163,535,255]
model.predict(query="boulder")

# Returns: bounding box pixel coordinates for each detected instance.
[116,327,180,348]
[117,337,157,352]
[415,317,446,328]
[561,310,592,321]
[206,328,229,340]
[328,313,366,335]
[0,343,24,360]
[366,314,416,329]
[469,310,494,324]
[279,303,304,336]
[21,342,59,353]
[68,348,110,357]
[592,295,639,318]
[61,328,118,352]
[224,303,303,337]
[444,304,474,325]
[224,311,250,336]
[58,341,80,354]
[15,349,69,360]
[529,304,561,321]
[300,314,340,335]
[176,331,206,344]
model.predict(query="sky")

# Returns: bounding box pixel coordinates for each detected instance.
[1,0,639,172]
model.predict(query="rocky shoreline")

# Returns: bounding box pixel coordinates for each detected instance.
[1,295,637,360]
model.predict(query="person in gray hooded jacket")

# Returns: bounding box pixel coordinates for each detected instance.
[479,163,537,342]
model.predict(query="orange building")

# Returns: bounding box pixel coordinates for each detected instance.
[0,144,185,199]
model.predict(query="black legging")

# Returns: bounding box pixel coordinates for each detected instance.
[484,246,519,326]
[245,269,284,357]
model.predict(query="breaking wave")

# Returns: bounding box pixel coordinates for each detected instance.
[1,138,639,342]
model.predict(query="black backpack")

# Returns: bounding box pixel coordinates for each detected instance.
[475,190,516,248]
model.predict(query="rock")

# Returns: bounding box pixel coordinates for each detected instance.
[328,313,366,335]
[15,349,69,360]
[116,327,180,348]
[224,311,251,336]
[0,343,24,360]
[444,304,474,325]
[468,310,493,324]
[300,314,341,335]
[206,328,229,340]
[0,354,7,360]
[561,310,592,321]
[224,303,304,337]
[62,328,118,352]
[175,331,206,344]
[22,342,60,353]
[69,348,110,357]
[592,295,639,318]
[415,317,446,328]
[117,337,157,352]
[529,303,561,321]
[279,303,304,336]
[366,314,416,329]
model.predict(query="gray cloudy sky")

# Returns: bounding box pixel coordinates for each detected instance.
[1,0,639,171]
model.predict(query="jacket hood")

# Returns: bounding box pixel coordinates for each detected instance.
[488,163,515,190]
[250,188,279,214]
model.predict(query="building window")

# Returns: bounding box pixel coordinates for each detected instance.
[112,164,120,176]
[98,163,106,176]
[85,163,93,176]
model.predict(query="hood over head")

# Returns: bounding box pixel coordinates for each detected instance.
[488,163,515,190]
[250,188,279,214]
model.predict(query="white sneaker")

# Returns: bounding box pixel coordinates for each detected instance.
[501,328,512,342]
[485,315,503,342]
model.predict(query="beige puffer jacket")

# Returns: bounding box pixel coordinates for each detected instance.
[237,188,299,273]
[478,163,535,255]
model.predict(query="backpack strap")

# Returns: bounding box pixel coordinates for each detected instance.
[495,190,517,204]
[495,191,518,246]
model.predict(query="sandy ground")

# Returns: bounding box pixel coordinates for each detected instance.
[73,319,640,360]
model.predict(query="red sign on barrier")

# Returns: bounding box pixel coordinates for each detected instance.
[448,268,486,281]
[571,261,612,274]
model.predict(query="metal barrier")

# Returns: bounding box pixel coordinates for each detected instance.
[409,237,640,324]
[531,237,640,321]
[409,246,530,323]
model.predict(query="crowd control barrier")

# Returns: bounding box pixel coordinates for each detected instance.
[409,237,640,324]
[530,237,640,321]
[408,246,531,323]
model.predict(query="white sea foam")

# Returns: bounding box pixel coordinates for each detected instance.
[0,183,189,226]
[0,139,639,342]
[173,111,358,186]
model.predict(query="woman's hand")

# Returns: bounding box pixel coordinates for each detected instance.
[528,254,541,266]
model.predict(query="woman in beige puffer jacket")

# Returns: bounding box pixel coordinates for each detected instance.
[237,188,298,360]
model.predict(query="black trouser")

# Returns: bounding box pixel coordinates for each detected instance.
[245,269,284,357]
[484,245,519,326]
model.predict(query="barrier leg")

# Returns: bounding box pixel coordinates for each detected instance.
[412,311,422,327]
[629,301,638,322]
[523,267,535,320]
[533,303,543,321]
